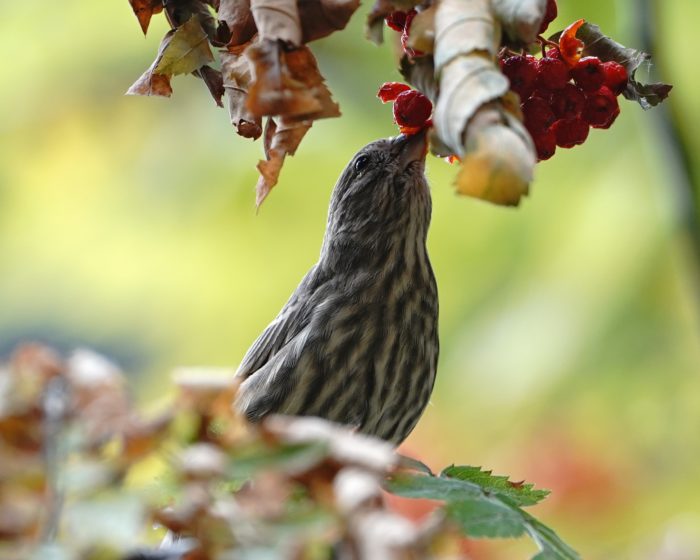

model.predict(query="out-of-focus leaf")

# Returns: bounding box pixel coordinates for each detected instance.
[492,0,546,45]
[251,0,302,44]
[229,441,329,479]
[163,0,218,39]
[456,107,534,206]
[128,0,164,35]
[365,0,421,45]
[432,0,534,206]
[405,5,436,54]
[298,0,361,43]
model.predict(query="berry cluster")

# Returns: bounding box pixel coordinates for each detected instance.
[377,82,433,134]
[385,9,423,57]
[500,4,629,161]
[502,50,627,160]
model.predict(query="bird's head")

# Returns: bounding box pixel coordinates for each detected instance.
[322,131,432,260]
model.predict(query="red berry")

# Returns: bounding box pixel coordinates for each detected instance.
[533,129,557,161]
[385,11,407,32]
[551,83,586,119]
[502,55,538,98]
[536,56,570,90]
[377,82,411,103]
[571,56,605,92]
[538,0,558,34]
[545,47,563,61]
[552,117,589,148]
[522,96,556,135]
[582,86,620,129]
[601,61,628,95]
[393,89,432,129]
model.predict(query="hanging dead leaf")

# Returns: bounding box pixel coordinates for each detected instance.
[129,0,164,35]
[256,117,312,206]
[246,41,339,122]
[432,0,535,205]
[196,65,226,107]
[492,0,547,45]
[456,105,534,205]
[218,0,257,47]
[298,0,361,43]
[127,16,214,97]
[251,0,302,45]
[163,0,219,40]
[221,45,263,139]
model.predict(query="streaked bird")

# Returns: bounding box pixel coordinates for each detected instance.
[234,131,438,445]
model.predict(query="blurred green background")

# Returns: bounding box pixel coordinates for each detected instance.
[1,1,699,558]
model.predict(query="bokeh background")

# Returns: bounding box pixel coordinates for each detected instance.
[1,1,699,558]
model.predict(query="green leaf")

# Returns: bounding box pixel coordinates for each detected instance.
[446,499,526,538]
[386,467,579,560]
[154,15,214,76]
[228,441,329,480]
[441,465,550,506]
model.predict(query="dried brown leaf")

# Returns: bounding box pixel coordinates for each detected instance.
[255,117,312,206]
[195,65,225,107]
[298,0,361,43]
[221,46,263,138]
[251,0,302,44]
[456,106,534,206]
[246,40,340,125]
[246,39,321,117]
[433,0,500,70]
[218,0,257,46]
[432,0,535,205]
[164,0,219,39]
[492,0,547,45]
[129,0,164,35]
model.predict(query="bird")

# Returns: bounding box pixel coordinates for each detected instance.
[234,131,438,445]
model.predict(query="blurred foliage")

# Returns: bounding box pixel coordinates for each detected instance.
[1,1,699,558]
[0,344,578,559]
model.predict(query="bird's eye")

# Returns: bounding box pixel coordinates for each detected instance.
[354,155,370,172]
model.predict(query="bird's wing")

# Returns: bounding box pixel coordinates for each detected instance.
[235,266,320,380]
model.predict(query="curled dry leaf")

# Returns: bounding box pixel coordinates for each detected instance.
[256,116,312,206]
[404,5,436,55]
[432,0,535,205]
[492,0,547,45]
[127,15,214,97]
[246,41,339,120]
[128,0,164,35]
[218,0,257,47]
[221,45,263,139]
[195,64,226,107]
[298,0,361,43]
[251,0,303,44]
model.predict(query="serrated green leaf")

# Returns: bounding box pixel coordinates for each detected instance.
[446,499,526,538]
[386,469,580,560]
[441,465,550,506]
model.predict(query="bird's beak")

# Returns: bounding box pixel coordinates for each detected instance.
[393,129,428,171]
